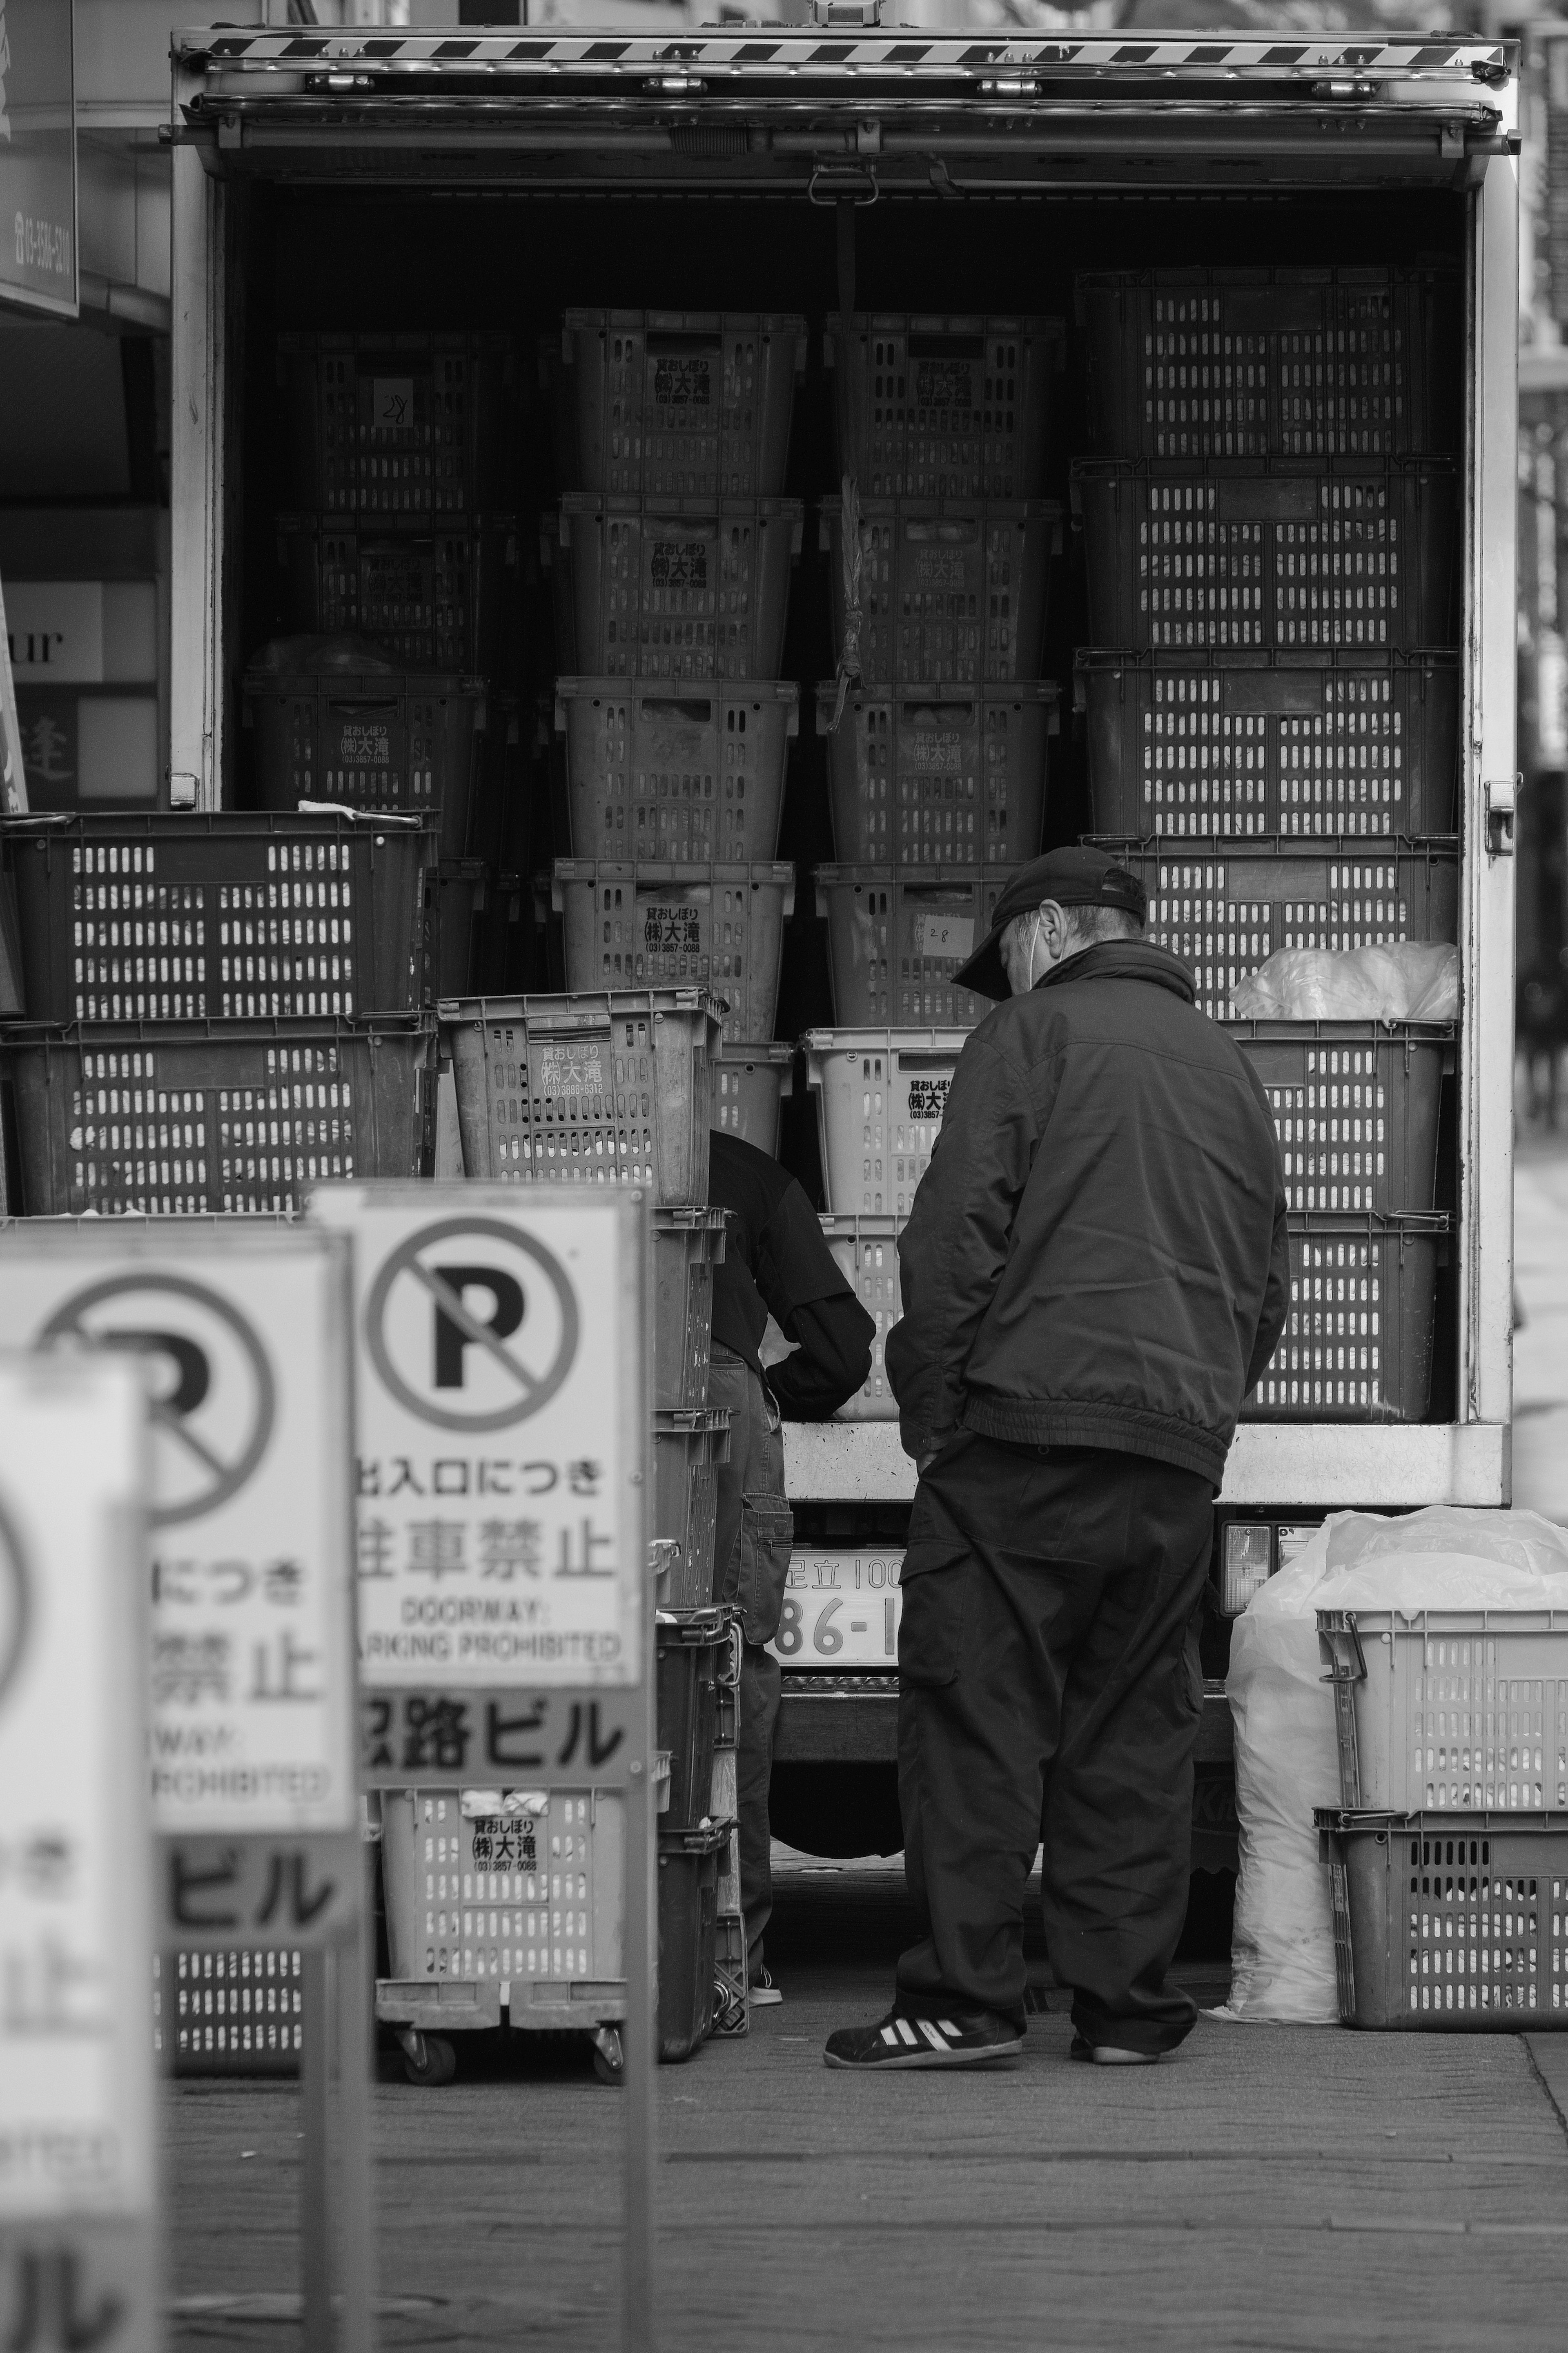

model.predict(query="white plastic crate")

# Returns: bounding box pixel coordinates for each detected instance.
[805,1028,965,1216]
[1318,1610,1568,1814]
[553,860,795,1046]
[813,866,1004,1029]
[714,1040,793,1153]
[554,678,795,862]
[819,1213,904,1421]
[817,680,1058,866]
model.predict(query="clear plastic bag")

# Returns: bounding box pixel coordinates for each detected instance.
[1229,941,1458,1023]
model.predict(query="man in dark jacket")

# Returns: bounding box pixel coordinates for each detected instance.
[824,847,1289,2073]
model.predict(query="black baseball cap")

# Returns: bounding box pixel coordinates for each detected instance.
[953,847,1147,1002]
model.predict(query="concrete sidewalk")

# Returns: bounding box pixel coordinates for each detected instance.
[166,1859,1568,2352]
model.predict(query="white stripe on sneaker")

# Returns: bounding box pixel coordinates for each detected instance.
[937,2021,959,2036]
[880,2024,898,2045]
[895,2018,918,2046]
[918,2021,948,2052]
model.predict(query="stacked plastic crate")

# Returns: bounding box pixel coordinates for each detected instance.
[809,316,1065,1415]
[249,331,522,996]
[1071,265,1463,1428]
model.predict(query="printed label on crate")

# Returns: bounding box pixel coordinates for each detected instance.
[538,1042,610,1101]
[910,550,970,590]
[908,729,962,774]
[905,1077,951,1124]
[371,377,416,432]
[0,1231,359,1838]
[315,1188,646,1691]
[913,358,978,414]
[653,355,712,409]
[332,719,394,766]
[768,1548,904,1670]
[639,899,706,957]
[649,539,709,592]
[912,912,974,961]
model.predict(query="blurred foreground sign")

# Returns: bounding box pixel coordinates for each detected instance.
[0,1350,158,2348]
[0,0,77,319]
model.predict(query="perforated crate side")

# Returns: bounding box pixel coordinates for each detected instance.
[657,1820,728,2061]
[439,987,720,1205]
[813,866,1004,1029]
[651,1208,726,1410]
[1077,266,1463,461]
[247,667,487,864]
[820,499,1061,686]
[1229,1021,1450,1217]
[1242,1213,1444,1423]
[552,497,802,680]
[272,513,518,679]
[4,1019,435,1216]
[824,312,1066,500]
[554,681,795,864]
[553,860,794,1047]
[165,1948,303,2075]
[1118,843,1460,1024]
[1317,1811,1568,2030]
[655,1611,729,1832]
[555,310,807,497]
[819,1213,904,1422]
[1073,460,1460,653]
[713,1041,793,1153]
[817,680,1058,866]
[805,1027,967,1218]
[653,1408,731,1612]
[275,331,517,521]
[1076,649,1460,840]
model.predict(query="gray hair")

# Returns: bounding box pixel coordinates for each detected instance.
[1004,902,1144,959]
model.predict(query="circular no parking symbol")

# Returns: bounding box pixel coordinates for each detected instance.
[364,1216,581,1434]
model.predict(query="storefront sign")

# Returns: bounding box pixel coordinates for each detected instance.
[0,1349,158,2348]
[0,1225,359,1839]
[0,0,77,320]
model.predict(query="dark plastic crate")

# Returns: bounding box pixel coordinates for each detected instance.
[1231,1020,1451,1217]
[1,1017,436,1216]
[553,680,795,863]
[1242,1212,1446,1422]
[1076,648,1459,840]
[276,331,517,521]
[1078,266,1463,460]
[552,310,806,497]
[1109,841,1461,1024]
[813,866,1006,1029]
[550,497,802,680]
[654,1408,732,1614]
[436,859,486,997]
[656,1608,729,1831]
[820,498,1062,686]
[1316,1810,1568,2030]
[652,1207,726,1411]
[817,679,1058,866]
[824,312,1066,499]
[5,812,436,1024]
[657,1818,729,2062]
[552,860,795,1048]
[439,987,722,1205]
[1071,459,1460,651]
[244,669,486,861]
[273,513,518,678]
[164,1949,303,2076]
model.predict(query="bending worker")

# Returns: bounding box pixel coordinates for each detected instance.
[708,1125,875,2006]
[825,847,1288,2072]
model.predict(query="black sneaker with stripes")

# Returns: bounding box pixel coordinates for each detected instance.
[823,2006,1024,2071]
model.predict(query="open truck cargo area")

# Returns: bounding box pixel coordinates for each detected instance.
[166,17,1518,1869]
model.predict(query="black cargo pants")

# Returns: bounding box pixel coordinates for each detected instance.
[709,1344,795,1975]
[896,1430,1214,2053]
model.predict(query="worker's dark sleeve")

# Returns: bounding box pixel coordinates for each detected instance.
[884,1035,1043,1464]
[767,1294,875,1420]
[1245,1182,1292,1396]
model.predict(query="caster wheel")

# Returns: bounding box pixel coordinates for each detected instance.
[402,2033,457,2087]
[591,2030,624,2087]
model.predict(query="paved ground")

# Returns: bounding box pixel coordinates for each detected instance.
[1513,1124,1568,1519]
[166,1852,1568,2352]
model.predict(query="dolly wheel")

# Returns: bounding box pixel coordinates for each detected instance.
[402,2032,457,2088]
[590,2028,624,2087]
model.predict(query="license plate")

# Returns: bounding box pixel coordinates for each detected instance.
[768,1547,904,1670]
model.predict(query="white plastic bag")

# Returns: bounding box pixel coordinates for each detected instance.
[1221,1505,1568,2024]
[1228,941,1458,1022]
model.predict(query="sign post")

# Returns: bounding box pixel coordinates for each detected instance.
[0,1224,369,2353]
[0,1349,157,2353]
[310,1182,653,2351]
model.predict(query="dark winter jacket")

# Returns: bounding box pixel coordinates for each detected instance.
[885,939,1290,1488]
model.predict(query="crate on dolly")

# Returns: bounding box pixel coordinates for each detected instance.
[813,866,1004,1029]
[817,680,1058,866]
[1105,839,1461,1024]
[1231,1020,1452,1216]
[1241,1211,1448,1423]
[1071,458,1460,652]
[550,310,807,497]
[707,1623,746,2028]
[243,666,487,863]
[1074,648,1460,841]
[1076,265,1462,461]
[714,1040,794,1153]
[271,514,518,678]
[4,810,438,1024]
[1314,1808,1568,2030]
[552,859,795,1046]
[824,312,1065,499]
[819,1213,904,1421]
[804,1027,967,1216]
[0,1016,436,1216]
[276,329,518,521]
[820,498,1062,686]
[658,1818,733,2060]
[550,496,802,680]
[437,986,722,1203]
[554,679,796,863]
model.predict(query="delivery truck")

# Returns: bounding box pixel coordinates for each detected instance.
[165,11,1520,1894]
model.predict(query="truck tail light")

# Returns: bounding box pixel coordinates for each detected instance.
[1220,1524,1274,1617]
